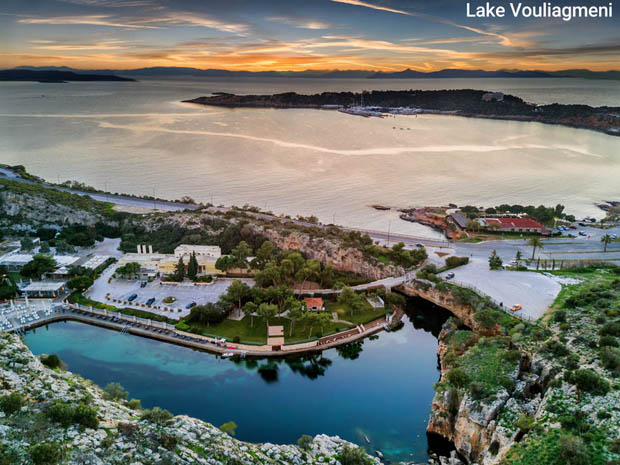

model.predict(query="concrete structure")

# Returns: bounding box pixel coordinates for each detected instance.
[116,244,223,278]
[481,217,550,235]
[20,281,66,298]
[267,325,285,350]
[0,252,79,272]
[304,297,324,311]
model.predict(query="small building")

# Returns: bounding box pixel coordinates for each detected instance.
[20,281,66,298]
[304,297,324,311]
[0,253,79,272]
[449,212,469,230]
[481,217,550,235]
[367,295,385,309]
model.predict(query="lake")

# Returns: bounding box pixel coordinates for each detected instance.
[1,77,620,237]
[24,304,449,463]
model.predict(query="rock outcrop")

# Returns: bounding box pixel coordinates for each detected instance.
[0,332,378,465]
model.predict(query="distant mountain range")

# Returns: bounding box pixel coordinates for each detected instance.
[8,66,620,80]
[0,69,135,83]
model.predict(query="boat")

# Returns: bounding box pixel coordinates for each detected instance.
[375,450,384,459]
[371,205,391,211]
[363,434,370,443]
[222,352,234,358]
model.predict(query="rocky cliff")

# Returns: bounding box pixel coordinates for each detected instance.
[0,331,378,465]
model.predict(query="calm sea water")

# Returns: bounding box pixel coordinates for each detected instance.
[24,308,446,463]
[1,77,620,236]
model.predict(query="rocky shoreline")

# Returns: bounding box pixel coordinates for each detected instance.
[0,331,380,465]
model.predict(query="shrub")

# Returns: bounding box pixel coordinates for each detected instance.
[445,256,469,269]
[30,442,62,465]
[600,320,620,337]
[127,398,142,410]
[445,368,471,389]
[499,376,515,392]
[600,346,620,371]
[489,440,500,455]
[103,382,129,401]
[141,407,173,425]
[47,401,75,427]
[40,354,61,369]
[503,349,522,363]
[469,381,490,400]
[474,308,499,330]
[544,340,569,357]
[558,434,589,465]
[339,446,372,465]
[219,421,238,436]
[570,369,610,395]
[554,309,567,323]
[73,403,99,429]
[599,336,618,347]
[515,414,535,432]
[159,434,178,450]
[0,393,24,415]
[297,434,313,450]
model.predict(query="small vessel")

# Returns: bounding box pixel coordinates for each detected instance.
[375,450,384,459]
[363,434,370,443]
[222,352,234,358]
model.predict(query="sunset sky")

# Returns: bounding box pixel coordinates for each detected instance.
[1,0,619,71]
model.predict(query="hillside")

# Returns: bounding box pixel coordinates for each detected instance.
[0,69,135,83]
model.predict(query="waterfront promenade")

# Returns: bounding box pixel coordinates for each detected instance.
[1,300,402,358]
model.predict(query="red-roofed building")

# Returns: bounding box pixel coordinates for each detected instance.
[304,297,324,311]
[482,217,550,235]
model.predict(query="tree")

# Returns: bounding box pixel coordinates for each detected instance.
[315,312,332,335]
[20,236,35,251]
[258,303,278,327]
[0,393,24,415]
[254,241,275,269]
[187,251,199,280]
[242,302,257,327]
[103,382,128,401]
[231,241,252,269]
[296,259,321,290]
[297,434,313,451]
[338,286,357,309]
[39,241,51,253]
[116,262,140,278]
[288,302,304,337]
[66,275,93,293]
[301,311,321,338]
[488,250,503,270]
[515,250,522,262]
[29,442,62,465]
[215,255,235,273]
[227,280,251,309]
[601,234,612,252]
[54,239,75,255]
[527,237,544,260]
[174,256,185,281]
[21,254,57,279]
[256,261,281,287]
[188,303,226,326]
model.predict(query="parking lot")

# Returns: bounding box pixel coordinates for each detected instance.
[87,277,254,320]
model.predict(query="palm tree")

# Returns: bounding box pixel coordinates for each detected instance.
[527,237,544,260]
[601,234,612,252]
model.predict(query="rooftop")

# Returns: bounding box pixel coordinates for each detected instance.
[21,281,66,292]
[304,297,324,307]
[484,217,544,229]
[267,325,284,337]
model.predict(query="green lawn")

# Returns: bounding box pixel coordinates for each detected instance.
[180,314,352,344]
[326,300,387,325]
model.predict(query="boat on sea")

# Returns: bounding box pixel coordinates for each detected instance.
[222,352,234,358]
[375,450,384,459]
[363,434,370,443]
[371,205,391,211]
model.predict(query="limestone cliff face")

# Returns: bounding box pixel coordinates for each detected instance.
[0,190,103,227]
[427,320,553,465]
[257,228,404,280]
[0,332,378,465]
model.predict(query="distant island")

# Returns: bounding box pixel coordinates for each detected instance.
[184,89,620,136]
[11,65,620,80]
[0,69,136,83]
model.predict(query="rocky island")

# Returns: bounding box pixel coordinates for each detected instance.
[183,89,620,136]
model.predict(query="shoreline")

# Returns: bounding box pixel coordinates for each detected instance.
[17,302,405,358]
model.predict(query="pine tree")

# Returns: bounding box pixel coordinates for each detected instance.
[187,252,198,281]
[175,257,185,281]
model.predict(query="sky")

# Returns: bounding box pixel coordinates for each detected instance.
[1,0,619,71]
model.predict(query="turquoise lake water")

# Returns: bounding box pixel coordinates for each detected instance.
[24,306,447,462]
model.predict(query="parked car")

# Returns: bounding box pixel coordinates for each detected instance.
[146,298,155,306]
[578,222,587,227]
[510,304,522,312]
[611,234,618,240]
[140,281,147,288]
[579,231,587,236]
[127,294,138,302]
[445,272,455,279]
[415,243,424,248]
[186,302,197,309]
[568,225,577,229]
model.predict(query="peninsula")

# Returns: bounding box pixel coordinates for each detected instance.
[0,69,136,83]
[184,89,620,136]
